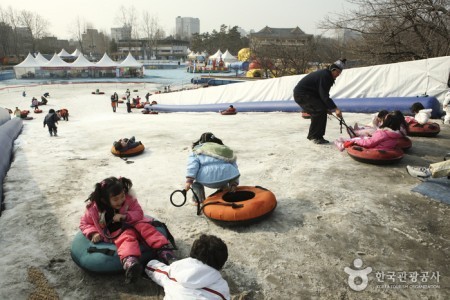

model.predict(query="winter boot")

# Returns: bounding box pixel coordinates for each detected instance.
[123,256,143,284]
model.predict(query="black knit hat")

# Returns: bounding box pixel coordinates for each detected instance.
[330,58,347,71]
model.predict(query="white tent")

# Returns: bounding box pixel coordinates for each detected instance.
[44,53,71,68]
[187,51,197,59]
[222,50,238,63]
[58,49,72,57]
[71,54,95,68]
[13,53,40,78]
[209,49,223,61]
[95,53,118,67]
[71,49,82,57]
[119,52,143,68]
[34,52,49,64]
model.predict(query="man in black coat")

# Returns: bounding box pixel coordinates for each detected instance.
[293,59,345,144]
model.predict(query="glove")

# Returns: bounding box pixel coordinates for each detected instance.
[344,141,354,148]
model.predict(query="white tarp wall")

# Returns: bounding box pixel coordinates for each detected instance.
[149,56,450,106]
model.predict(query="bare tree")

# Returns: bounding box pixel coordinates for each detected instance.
[6,6,20,57]
[141,12,165,59]
[18,9,49,54]
[70,16,87,54]
[0,6,13,57]
[320,0,450,64]
[250,37,317,77]
[116,5,140,39]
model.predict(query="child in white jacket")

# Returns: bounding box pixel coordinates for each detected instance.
[407,102,432,125]
[443,90,450,124]
[145,234,230,300]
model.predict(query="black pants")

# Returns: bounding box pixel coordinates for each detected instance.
[294,94,328,140]
[126,102,131,113]
[48,125,57,136]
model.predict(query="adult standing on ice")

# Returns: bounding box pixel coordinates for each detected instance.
[293,59,345,144]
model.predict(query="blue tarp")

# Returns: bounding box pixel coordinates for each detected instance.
[412,178,450,205]
[152,97,442,117]
[0,117,23,215]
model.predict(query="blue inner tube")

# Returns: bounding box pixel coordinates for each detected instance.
[70,221,171,274]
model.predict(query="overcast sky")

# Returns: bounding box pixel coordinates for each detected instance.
[1,0,355,39]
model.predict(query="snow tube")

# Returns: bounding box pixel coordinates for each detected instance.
[70,219,171,274]
[202,186,277,226]
[347,146,404,165]
[34,109,43,113]
[220,110,237,115]
[91,91,105,95]
[407,122,440,137]
[20,110,30,118]
[152,97,441,117]
[111,143,145,157]
[142,110,158,115]
[396,136,412,151]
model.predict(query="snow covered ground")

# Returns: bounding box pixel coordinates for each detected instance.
[0,82,449,299]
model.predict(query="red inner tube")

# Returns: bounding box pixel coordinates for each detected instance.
[347,146,404,165]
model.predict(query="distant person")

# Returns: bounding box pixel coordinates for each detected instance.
[145,234,230,299]
[80,176,176,284]
[43,109,59,136]
[407,153,450,180]
[22,91,26,97]
[31,97,39,109]
[184,132,240,204]
[114,92,119,107]
[111,94,117,112]
[443,90,450,124]
[145,92,151,101]
[125,89,131,98]
[14,107,21,118]
[406,102,431,125]
[43,92,50,97]
[224,105,236,114]
[57,109,69,121]
[126,97,132,113]
[293,59,346,144]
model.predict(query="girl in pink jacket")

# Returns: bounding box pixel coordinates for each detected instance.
[80,176,176,283]
[343,112,405,150]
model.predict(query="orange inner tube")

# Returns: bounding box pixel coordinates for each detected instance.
[202,186,277,224]
[111,143,145,157]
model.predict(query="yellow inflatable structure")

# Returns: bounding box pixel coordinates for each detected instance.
[238,48,251,62]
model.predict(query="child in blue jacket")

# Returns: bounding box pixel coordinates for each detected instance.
[184,132,240,203]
